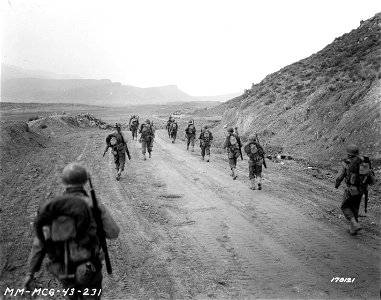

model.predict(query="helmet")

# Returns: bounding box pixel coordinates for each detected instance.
[145,119,150,124]
[249,135,257,142]
[62,163,88,186]
[115,123,121,129]
[346,144,359,155]
[203,125,208,129]
[227,127,234,133]
[189,120,193,124]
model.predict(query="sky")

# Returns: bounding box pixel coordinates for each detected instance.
[1,0,380,96]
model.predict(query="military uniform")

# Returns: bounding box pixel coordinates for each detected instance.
[244,136,265,190]
[129,115,139,140]
[223,128,242,179]
[199,126,213,162]
[166,117,172,138]
[169,121,178,144]
[103,124,129,180]
[23,164,120,299]
[335,145,374,235]
[139,120,155,160]
[185,121,196,151]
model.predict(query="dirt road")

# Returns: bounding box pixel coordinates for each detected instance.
[1,125,379,299]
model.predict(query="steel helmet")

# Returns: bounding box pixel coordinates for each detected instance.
[227,127,234,133]
[249,135,257,142]
[145,119,150,124]
[203,125,208,129]
[62,163,88,186]
[346,144,359,155]
[115,123,121,129]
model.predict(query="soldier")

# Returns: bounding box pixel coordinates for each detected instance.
[199,125,213,162]
[335,145,375,235]
[166,116,173,138]
[223,127,243,180]
[22,163,120,299]
[103,123,130,181]
[169,119,178,144]
[185,120,196,151]
[244,135,265,190]
[129,115,139,140]
[139,119,155,160]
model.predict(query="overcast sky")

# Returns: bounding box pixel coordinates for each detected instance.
[1,0,380,96]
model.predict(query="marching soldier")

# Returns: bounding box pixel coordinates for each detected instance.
[244,135,266,190]
[185,120,196,152]
[223,127,242,180]
[128,115,139,140]
[103,123,131,180]
[169,119,178,144]
[139,119,155,160]
[22,163,120,298]
[166,116,173,138]
[335,144,375,235]
[199,125,213,162]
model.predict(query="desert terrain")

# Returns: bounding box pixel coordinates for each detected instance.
[0,105,379,299]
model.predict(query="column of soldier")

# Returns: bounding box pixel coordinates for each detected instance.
[21,114,375,298]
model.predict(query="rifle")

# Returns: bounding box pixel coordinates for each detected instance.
[256,134,267,168]
[364,190,368,213]
[125,145,131,160]
[88,175,112,274]
[234,127,243,160]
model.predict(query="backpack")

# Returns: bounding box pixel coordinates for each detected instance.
[35,195,99,283]
[244,142,264,161]
[141,124,152,137]
[203,130,211,142]
[346,156,374,194]
[171,123,178,132]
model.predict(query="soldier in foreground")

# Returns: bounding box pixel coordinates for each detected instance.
[169,119,178,144]
[23,163,120,299]
[223,127,243,180]
[103,123,130,180]
[335,144,374,235]
[185,120,196,152]
[244,135,266,190]
[199,125,213,162]
[139,119,155,160]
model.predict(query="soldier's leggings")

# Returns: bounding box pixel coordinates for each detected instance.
[142,138,153,154]
[114,151,126,171]
[201,145,210,157]
[341,189,363,222]
[187,136,195,147]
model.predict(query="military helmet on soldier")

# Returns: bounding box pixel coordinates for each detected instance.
[62,163,88,186]
[346,144,359,156]
[203,125,208,129]
[145,119,150,124]
[249,135,257,142]
[227,127,234,133]
[115,123,121,129]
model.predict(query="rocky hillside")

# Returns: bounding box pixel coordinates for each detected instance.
[210,13,381,168]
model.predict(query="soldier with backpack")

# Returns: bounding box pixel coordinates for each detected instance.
[169,120,178,144]
[139,119,155,160]
[335,144,375,235]
[129,115,139,140]
[185,120,196,151]
[103,123,131,181]
[166,116,173,138]
[244,135,266,190]
[199,125,213,162]
[22,163,120,298]
[223,127,243,180]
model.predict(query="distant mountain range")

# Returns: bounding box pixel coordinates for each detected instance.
[1,64,240,105]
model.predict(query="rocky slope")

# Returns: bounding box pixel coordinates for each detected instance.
[208,12,381,168]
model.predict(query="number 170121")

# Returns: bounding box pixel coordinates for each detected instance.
[331,277,355,283]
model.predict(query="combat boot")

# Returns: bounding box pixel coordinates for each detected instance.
[143,153,147,161]
[191,146,194,152]
[149,152,152,158]
[258,183,262,190]
[206,155,210,162]
[116,170,122,181]
[250,179,256,190]
[187,145,189,150]
[202,156,204,160]
[349,218,361,235]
